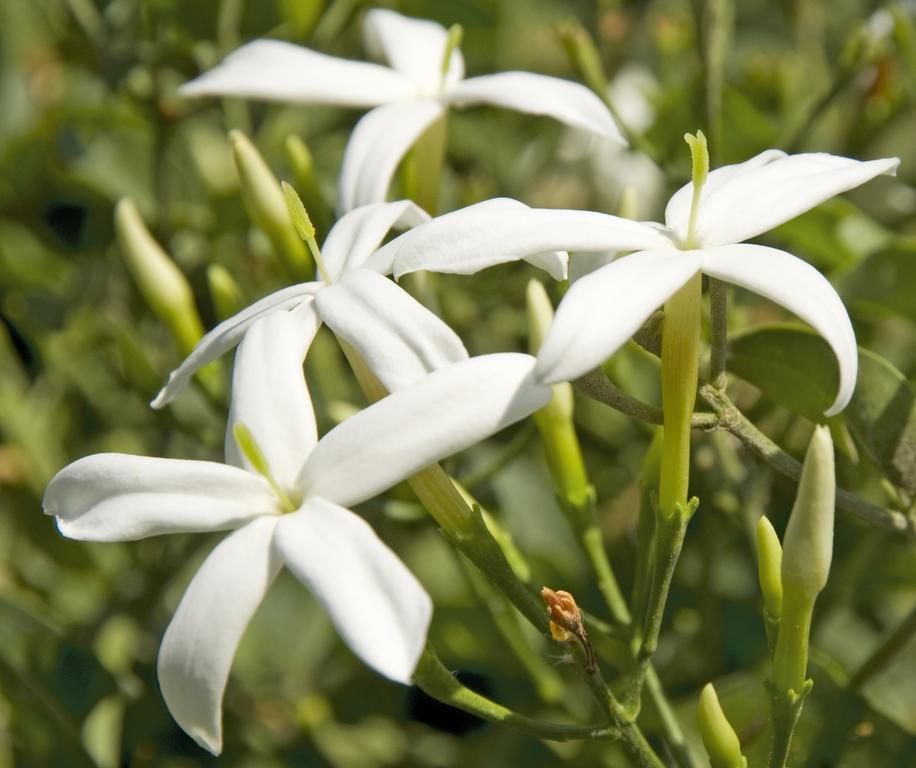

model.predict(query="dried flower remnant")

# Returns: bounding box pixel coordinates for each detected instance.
[541,587,597,673]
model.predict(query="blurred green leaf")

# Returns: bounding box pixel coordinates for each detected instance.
[841,240,916,323]
[729,324,916,492]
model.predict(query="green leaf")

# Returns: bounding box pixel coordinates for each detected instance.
[729,324,916,493]
[840,240,916,323]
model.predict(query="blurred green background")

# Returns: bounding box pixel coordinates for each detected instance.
[1,0,915,765]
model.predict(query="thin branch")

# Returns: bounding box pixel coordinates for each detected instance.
[698,385,915,537]
[574,369,717,429]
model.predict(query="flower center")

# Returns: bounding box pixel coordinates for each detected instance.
[233,422,298,513]
[683,130,709,250]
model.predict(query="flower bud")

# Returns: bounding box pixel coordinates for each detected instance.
[698,683,747,768]
[229,130,310,275]
[781,426,835,599]
[114,198,203,355]
[756,515,783,621]
[206,264,243,321]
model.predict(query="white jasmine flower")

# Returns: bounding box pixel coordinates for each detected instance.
[43,310,551,754]
[179,9,623,212]
[373,151,899,415]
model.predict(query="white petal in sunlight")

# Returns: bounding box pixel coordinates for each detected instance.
[364,8,464,94]
[316,270,467,392]
[321,201,429,281]
[535,249,704,384]
[151,284,321,409]
[179,40,416,106]
[274,498,432,683]
[445,72,625,143]
[368,198,668,279]
[158,517,282,755]
[298,353,551,508]
[683,153,899,247]
[338,101,445,213]
[225,310,320,489]
[43,454,279,541]
[701,244,858,415]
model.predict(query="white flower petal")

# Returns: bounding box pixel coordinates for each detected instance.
[179,39,416,106]
[701,244,858,415]
[316,270,467,391]
[363,8,464,94]
[535,248,704,384]
[445,72,624,143]
[338,100,446,213]
[321,201,429,281]
[299,353,551,507]
[366,198,668,279]
[43,454,278,541]
[678,153,898,246]
[158,517,282,755]
[664,149,786,238]
[225,308,320,489]
[151,283,321,409]
[274,498,431,683]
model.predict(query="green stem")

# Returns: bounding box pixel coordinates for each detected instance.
[767,679,812,768]
[401,113,447,215]
[659,273,702,516]
[708,279,728,391]
[413,647,617,741]
[773,589,814,696]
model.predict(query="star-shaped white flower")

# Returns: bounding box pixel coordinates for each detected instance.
[370,151,899,416]
[152,197,566,408]
[179,8,623,212]
[43,309,551,755]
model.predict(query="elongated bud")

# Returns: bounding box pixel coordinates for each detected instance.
[698,683,747,768]
[557,21,610,105]
[756,516,784,620]
[229,130,310,275]
[114,198,204,356]
[207,265,243,321]
[781,426,835,599]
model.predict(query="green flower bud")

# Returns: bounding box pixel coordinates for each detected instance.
[114,198,203,355]
[698,683,747,768]
[781,426,835,600]
[206,264,243,321]
[229,130,310,275]
[756,515,784,621]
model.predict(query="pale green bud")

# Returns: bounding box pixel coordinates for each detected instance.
[698,683,747,768]
[756,516,784,621]
[206,264,243,321]
[229,130,310,275]
[114,198,203,355]
[781,426,835,599]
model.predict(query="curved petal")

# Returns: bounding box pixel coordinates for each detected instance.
[158,517,282,755]
[316,270,467,391]
[366,198,668,279]
[179,40,415,106]
[701,244,857,415]
[43,454,278,541]
[445,72,624,143]
[299,353,551,507]
[674,153,899,247]
[321,201,429,281]
[664,149,786,239]
[225,308,320,489]
[338,100,445,213]
[535,248,704,384]
[275,498,431,683]
[151,283,321,409]
[364,9,464,94]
